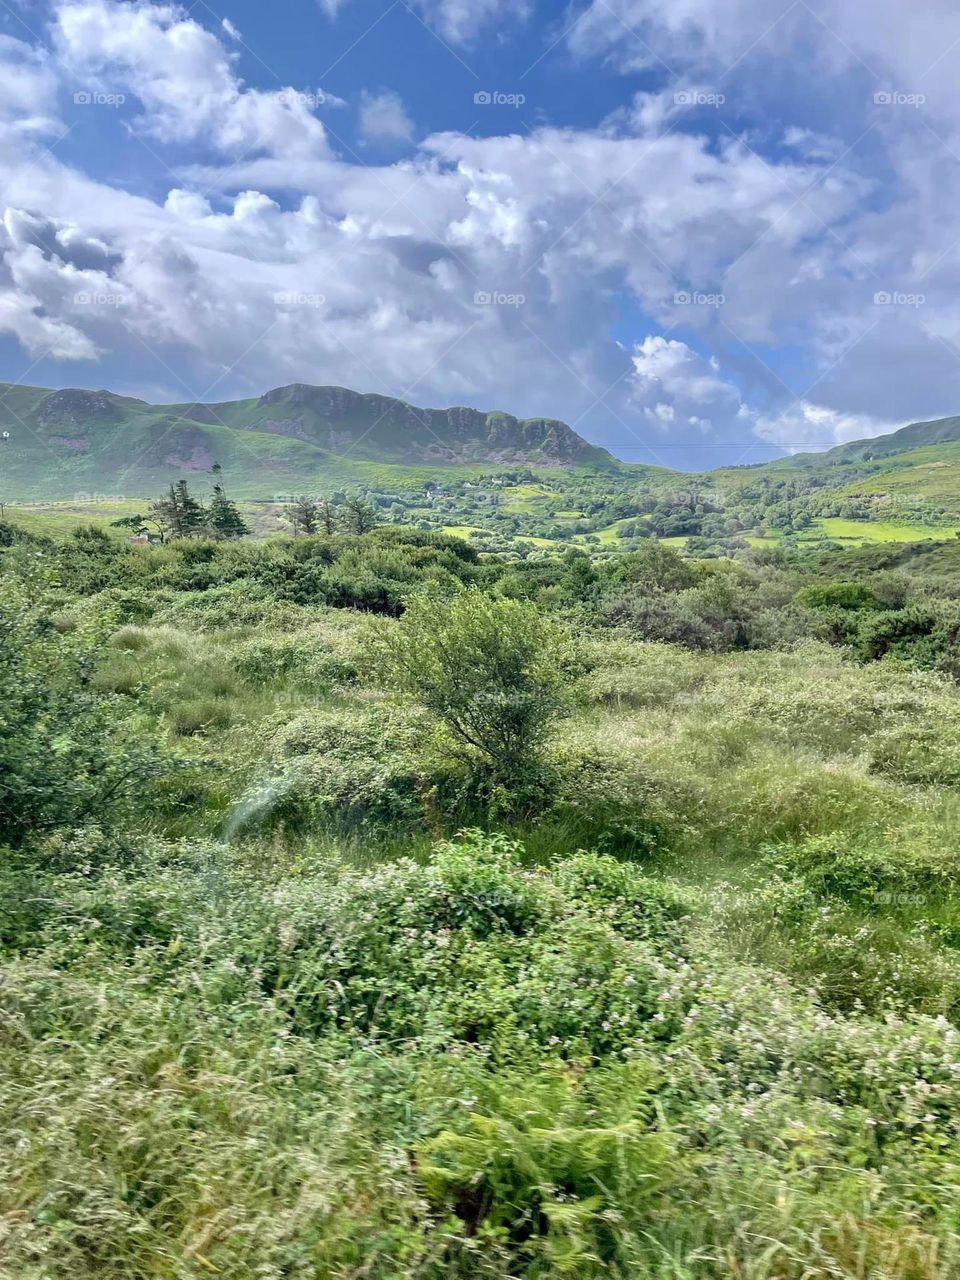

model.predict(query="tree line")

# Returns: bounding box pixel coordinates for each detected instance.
[110,467,379,543]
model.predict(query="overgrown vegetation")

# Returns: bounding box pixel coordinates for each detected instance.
[4,514,960,1278]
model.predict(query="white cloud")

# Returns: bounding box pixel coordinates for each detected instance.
[0,35,60,136]
[358,90,415,145]
[0,0,957,464]
[52,0,330,158]
[323,0,525,43]
[630,335,743,431]
[753,400,902,451]
[415,0,529,43]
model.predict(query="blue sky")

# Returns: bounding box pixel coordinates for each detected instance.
[1,0,959,468]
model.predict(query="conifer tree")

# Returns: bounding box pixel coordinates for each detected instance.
[343,491,378,534]
[207,467,249,540]
[318,496,339,535]
[291,495,319,535]
[150,480,207,540]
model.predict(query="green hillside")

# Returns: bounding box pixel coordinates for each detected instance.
[3,381,960,552]
[720,414,960,511]
[0,382,614,502]
[790,414,960,464]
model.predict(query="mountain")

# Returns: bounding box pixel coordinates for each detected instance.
[4,378,960,519]
[776,414,960,467]
[0,382,615,500]
[698,412,960,510]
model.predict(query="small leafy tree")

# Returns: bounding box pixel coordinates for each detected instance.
[377,588,575,783]
[110,513,167,543]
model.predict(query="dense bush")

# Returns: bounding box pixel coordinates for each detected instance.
[376,588,577,786]
[0,591,165,847]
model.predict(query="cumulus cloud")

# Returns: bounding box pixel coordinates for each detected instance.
[52,0,330,158]
[0,0,958,463]
[358,91,415,145]
[630,336,742,426]
[753,400,902,451]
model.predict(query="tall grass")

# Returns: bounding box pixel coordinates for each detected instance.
[6,609,960,1276]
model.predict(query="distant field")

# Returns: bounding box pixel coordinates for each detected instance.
[589,518,635,545]
[813,517,958,542]
[440,523,555,548]
[745,518,957,548]
[6,502,959,555]
[2,500,144,539]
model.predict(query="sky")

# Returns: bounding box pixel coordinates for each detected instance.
[1,0,959,469]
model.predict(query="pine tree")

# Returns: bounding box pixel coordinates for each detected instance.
[208,484,249,539]
[318,496,339,535]
[343,491,378,534]
[174,479,208,537]
[291,495,319,535]
[150,480,207,540]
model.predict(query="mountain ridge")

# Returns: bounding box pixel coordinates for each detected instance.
[0,380,620,500]
[4,378,960,502]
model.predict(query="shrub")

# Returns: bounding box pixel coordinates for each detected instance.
[855,601,960,675]
[797,580,885,611]
[230,628,360,691]
[0,592,165,847]
[375,588,577,784]
[262,832,692,1053]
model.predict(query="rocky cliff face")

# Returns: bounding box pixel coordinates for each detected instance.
[38,389,123,427]
[249,384,612,465]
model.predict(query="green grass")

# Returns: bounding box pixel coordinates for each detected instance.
[9,606,960,1276]
[11,513,960,1275]
[587,518,635,545]
[744,519,957,547]
[3,500,145,538]
[811,517,958,543]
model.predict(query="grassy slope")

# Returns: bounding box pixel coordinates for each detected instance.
[6,380,960,549]
[0,382,617,501]
[7,592,960,1276]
